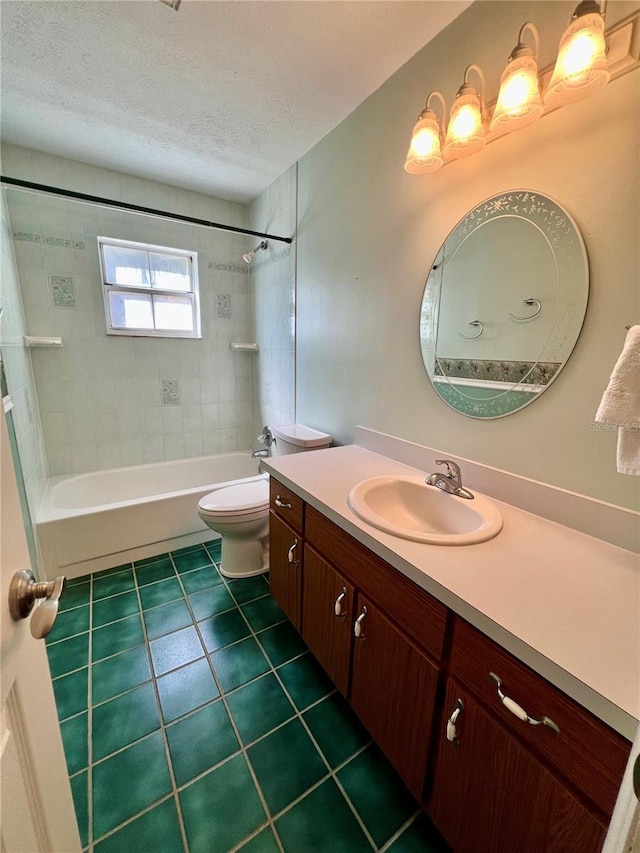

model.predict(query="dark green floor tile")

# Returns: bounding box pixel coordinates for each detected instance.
[172,542,207,557]
[59,581,90,612]
[46,632,89,678]
[134,557,176,586]
[70,770,89,848]
[92,731,172,840]
[166,699,238,785]
[257,621,307,668]
[144,598,193,640]
[275,778,371,852]
[247,718,326,815]
[139,577,183,610]
[149,625,205,676]
[241,595,285,632]
[210,636,270,692]
[277,653,334,711]
[204,539,222,561]
[180,564,223,595]
[238,826,280,853]
[226,576,270,605]
[189,585,235,621]
[60,712,88,775]
[303,693,369,768]
[92,645,151,704]
[227,673,295,745]
[92,683,160,761]
[173,548,213,573]
[94,797,184,853]
[66,574,91,587]
[180,754,266,853]
[133,552,170,567]
[94,563,132,578]
[198,608,251,652]
[93,591,139,628]
[52,667,88,720]
[92,613,145,661]
[337,744,417,847]
[157,658,219,723]
[46,604,89,642]
[387,812,451,852]
[93,570,135,600]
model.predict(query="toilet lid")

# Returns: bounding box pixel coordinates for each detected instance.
[198,479,269,516]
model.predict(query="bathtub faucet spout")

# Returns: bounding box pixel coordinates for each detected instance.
[251,449,269,459]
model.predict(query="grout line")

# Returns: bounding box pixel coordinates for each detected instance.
[86,573,94,852]
[377,809,423,853]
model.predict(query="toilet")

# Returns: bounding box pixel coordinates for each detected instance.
[197,424,332,578]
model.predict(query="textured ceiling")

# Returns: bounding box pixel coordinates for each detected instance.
[0,0,471,203]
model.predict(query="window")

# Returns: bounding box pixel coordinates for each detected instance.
[98,237,200,338]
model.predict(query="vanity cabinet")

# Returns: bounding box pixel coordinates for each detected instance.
[267,477,630,844]
[428,618,630,853]
[268,479,305,630]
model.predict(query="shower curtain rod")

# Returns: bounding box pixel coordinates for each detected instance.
[0,176,293,244]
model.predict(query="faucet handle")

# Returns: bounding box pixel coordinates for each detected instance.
[435,459,460,479]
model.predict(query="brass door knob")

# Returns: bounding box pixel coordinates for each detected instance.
[8,570,66,639]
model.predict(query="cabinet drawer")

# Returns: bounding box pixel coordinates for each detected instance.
[450,618,630,818]
[269,478,304,535]
[306,505,448,661]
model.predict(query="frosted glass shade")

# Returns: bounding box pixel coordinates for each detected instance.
[443,92,485,160]
[544,12,609,107]
[490,54,543,133]
[404,110,444,174]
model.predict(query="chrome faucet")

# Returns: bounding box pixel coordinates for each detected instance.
[251,449,269,459]
[252,425,275,459]
[426,460,474,500]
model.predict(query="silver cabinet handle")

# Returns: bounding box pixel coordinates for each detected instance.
[334,587,346,618]
[275,495,292,509]
[287,539,298,565]
[489,672,560,733]
[8,570,66,639]
[354,605,367,638]
[446,698,464,744]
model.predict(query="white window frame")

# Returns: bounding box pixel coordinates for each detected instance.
[98,236,201,339]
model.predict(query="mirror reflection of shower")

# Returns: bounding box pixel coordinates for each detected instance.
[243,240,268,264]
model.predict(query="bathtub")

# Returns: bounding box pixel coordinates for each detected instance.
[37,453,264,579]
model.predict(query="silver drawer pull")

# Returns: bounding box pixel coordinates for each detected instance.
[489,672,560,733]
[287,539,298,565]
[275,495,292,509]
[334,587,346,618]
[354,606,367,639]
[446,698,464,745]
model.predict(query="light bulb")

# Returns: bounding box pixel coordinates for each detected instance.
[544,6,609,107]
[490,22,543,134]
[404,93,446,175]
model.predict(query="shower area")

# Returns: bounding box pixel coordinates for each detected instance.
[0,144,297,581]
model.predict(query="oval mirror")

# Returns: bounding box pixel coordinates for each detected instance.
[419,190,589,418]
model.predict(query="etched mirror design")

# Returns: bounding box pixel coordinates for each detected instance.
[419,190,589,418]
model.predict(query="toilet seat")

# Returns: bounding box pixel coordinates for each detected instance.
[198,479,269,518]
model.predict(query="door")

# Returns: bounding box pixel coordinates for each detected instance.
[429,679,607,853]
[302,547,354,695]
[269,510,303,630]
[1,406,81,851]
[349,593,440,800]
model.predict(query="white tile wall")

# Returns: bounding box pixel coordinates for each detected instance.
[3,145,258,475]
[248,165,297,436]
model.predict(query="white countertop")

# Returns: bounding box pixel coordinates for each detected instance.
[263,444,640,740]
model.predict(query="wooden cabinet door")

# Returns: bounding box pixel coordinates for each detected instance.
[350,593,440,800]
[429,679,607,853]
[302,547,354,696]
[269,510,303,630]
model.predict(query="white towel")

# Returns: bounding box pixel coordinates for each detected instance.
[595,325,640,475]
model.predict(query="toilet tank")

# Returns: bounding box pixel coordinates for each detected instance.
[273,424,332,455]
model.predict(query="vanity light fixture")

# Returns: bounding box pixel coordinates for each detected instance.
[491,22,543,134]
[544,0,610,107]
[403,1,634,176]
[404,91,447,174]
[442,65,486,160]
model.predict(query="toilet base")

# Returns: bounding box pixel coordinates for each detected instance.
[218,535,269,579]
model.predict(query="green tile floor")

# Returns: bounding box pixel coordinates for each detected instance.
[46,539,449,853]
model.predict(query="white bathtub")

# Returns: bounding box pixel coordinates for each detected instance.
[37,453,264,579]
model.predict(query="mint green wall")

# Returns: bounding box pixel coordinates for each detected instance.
[296,1,640,509]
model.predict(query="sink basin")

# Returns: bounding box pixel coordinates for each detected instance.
[348,475,503,545]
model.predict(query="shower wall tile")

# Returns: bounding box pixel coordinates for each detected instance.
[3,144,258,475]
